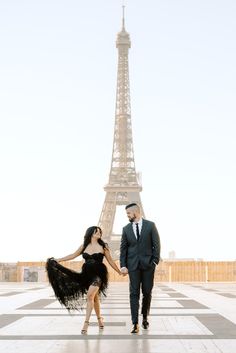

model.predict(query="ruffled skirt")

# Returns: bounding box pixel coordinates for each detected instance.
[45,258,108,311]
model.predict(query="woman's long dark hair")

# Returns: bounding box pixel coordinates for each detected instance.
[82,226,107,252]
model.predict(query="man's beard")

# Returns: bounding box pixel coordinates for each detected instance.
[129,216,135,223]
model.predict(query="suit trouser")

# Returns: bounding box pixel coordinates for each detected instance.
[128,266,155,324]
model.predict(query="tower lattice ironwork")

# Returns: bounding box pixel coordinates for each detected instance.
[98,8,145,258]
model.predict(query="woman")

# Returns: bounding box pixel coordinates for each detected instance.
[46,226,121,334]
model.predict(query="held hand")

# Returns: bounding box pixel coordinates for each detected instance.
[120,267,128,275]
[118,269,126,276]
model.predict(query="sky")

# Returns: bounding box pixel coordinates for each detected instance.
[0,0,235,262]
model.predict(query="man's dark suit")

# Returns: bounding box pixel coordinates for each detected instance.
[120,219,161,324]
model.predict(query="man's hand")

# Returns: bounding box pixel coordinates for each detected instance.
[120,267,128,276]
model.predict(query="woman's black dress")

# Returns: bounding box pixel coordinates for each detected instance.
[46,252,108,311]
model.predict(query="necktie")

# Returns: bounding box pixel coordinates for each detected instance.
[135,223,140,241]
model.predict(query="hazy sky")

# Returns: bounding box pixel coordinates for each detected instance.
[0,0,235,262]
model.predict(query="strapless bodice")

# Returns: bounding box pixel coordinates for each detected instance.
[82,252,104,263]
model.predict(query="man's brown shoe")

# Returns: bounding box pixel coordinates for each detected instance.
[131,324,139,334]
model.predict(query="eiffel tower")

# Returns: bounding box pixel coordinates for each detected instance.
[98,7,145,258]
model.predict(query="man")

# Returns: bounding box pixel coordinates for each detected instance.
[120,203,161,333]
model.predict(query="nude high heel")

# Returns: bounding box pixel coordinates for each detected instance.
[81,320,89,334]
[97,316,104,329]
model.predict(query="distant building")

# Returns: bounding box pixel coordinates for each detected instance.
[166,251,203,262]
[168,251,176,259]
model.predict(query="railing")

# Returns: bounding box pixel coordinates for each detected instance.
[13,260,236,282]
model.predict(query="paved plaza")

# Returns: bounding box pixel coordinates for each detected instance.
[0,281,236,352]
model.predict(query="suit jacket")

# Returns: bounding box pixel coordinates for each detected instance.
[120,219,161,272]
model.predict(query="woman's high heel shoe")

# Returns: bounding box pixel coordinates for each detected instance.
[97,316,104,329]
[81,320,89,334]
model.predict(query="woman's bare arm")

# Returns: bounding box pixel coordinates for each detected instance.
[55,244,84,262]
[104,247,121,275]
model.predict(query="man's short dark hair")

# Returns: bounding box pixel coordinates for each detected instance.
[125,203,138,210]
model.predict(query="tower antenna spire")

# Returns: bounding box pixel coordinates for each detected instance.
[122,2,125,30]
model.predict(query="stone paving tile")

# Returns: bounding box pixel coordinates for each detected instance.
[0,282,236,353]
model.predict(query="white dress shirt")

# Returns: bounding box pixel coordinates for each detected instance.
[132,218,143,239]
